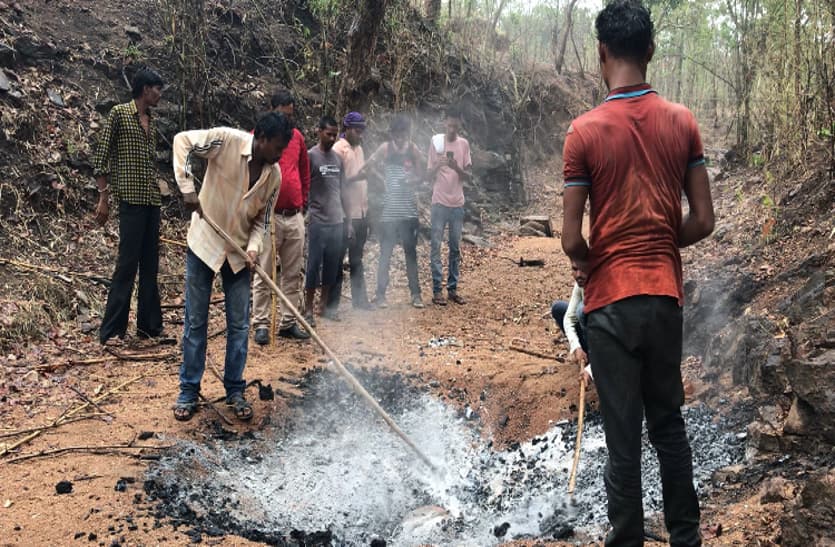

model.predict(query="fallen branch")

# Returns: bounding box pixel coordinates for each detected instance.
[35,355,115,372]
[6,443,172,464]
[198,393,233,426]
[0,414,103,440]
[66,385,114,417]
[0,375,145,458]
[161,297,224,309]
[508,343,556,361]
[104,348,177,361]
[0,257,110,286]
[160,237,187,248]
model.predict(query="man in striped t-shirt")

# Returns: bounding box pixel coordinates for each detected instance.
[354,115,426,309]
[561,1,714,545]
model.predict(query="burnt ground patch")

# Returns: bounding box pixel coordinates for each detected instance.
[144,367,745,546]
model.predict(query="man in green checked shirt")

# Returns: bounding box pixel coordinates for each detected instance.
[93,68,166,345]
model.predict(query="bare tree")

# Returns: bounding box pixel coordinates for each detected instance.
[554,0,579,74]
[337,0,391,115]
[426,0,441,23]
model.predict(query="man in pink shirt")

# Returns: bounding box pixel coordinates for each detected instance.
[427,109,472,305]
[331,112,372,309]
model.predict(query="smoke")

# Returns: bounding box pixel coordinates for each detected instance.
[145,368,745,545]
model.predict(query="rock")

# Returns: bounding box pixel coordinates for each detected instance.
[13,35,65,62]
[114,479,127,492]
[498,414,509,428]
[519,222,546,237]
[55,480,73,494]
[781,270,829,323]
[746,421,782,457]
[519,215,554,237]
[0,42,16,67]
[781,469,835,546]
[0,69,10,92]
[760,476,796,504]
[712,463,744,485]
[462,234,491,248]
[784,349,835,443]
[492,522,510,538]
[370,539,386,547]
[47,88,64,107]
[783,396,814,436]
[124,26,142,41]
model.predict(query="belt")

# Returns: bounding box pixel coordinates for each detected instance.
[275,208,300,216]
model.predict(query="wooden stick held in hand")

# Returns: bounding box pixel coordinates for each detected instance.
[200,213,438,472]
[568,363,587,495]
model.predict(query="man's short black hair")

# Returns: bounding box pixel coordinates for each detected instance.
[595,0,654,63]
[318,115,338,130]
[445,106,462,120]
[254,112,293,143]
[270,90,295,109]
[389,114,411,134]
[131,67,164,99]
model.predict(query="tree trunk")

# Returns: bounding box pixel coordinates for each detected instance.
[337,0,391,116]
[425,0,441,23]
[491,0,510,33]
[554,0,579,74]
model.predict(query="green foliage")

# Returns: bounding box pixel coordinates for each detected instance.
[123,43,142,60]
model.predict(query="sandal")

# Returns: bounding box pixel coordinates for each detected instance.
[226,393,254,421]
[173,401,198,422]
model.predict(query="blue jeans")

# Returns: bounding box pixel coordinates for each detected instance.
[551,300,588,352]
[178,249,251,404]
[430,204,464,294]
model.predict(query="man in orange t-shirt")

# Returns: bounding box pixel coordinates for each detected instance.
[561,1,715,545]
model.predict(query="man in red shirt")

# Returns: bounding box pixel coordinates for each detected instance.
[561,1,714,545]
[252,91,311,342]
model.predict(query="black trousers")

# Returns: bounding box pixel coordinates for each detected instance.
[99,202,162,343]
[328,218,370,310]
[587,296,701,547]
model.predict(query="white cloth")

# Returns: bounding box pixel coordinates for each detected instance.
[565,282,585,353]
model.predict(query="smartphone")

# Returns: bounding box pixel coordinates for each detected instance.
[446,151,454,161]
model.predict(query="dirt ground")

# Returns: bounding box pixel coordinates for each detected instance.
[0,222,786,546]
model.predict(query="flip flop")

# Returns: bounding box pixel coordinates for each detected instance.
[173,401,198,422]
[225,393,253,421]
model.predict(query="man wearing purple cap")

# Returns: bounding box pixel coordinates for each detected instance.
[332,112,372,309]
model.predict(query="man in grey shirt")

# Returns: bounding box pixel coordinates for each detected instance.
[305,115,353,322]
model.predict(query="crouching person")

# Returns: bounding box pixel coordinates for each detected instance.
[171,112,291,422]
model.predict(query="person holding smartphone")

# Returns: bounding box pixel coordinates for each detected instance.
[427,108,472,306]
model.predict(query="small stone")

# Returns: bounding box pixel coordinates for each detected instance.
[493,522,510,537]
[124,26,141,41]
[74,532,85,539]
[499,414,509,428]
[0,70,10,92]
[114,479,127,492]
[47,88,64,107]
[87,532,97,541]
[137,431,154,440]
[55,480,73,494]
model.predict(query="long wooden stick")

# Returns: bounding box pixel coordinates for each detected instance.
[568,371,587,495]
[201,214,437,471]
[270,224,278,346]
[509,344,557,361]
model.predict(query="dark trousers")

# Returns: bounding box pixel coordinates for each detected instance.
[99,202,162,343]
[330,218,370,310]
[551,300,588,352]
[376,218,421,299]
[587,296,701,547]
